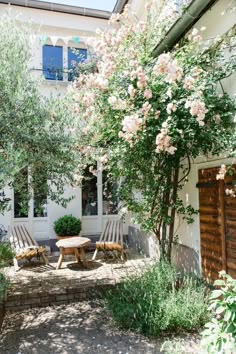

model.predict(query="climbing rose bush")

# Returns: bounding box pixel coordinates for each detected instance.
[69,1,236,260]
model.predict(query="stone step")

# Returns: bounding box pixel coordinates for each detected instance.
[5,283,112,312]
[4,257,151,312]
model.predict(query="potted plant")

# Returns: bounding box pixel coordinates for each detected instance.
[54,215,82,255]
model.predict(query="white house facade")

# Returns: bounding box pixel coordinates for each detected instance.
[0,0,235,279]
[0,0,131,251]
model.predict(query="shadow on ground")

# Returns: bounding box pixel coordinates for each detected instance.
[0,301,161,354]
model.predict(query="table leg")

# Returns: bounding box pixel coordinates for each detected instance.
[56,248,65,270]
[79,247,88,267]
[74,248,81,263]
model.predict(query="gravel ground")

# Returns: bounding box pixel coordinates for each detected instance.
[0,301,200,354]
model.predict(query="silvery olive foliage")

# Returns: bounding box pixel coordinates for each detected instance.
[0,15,78,213]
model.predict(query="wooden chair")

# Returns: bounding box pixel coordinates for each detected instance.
[92,219,124,261]
[8,224,48,271]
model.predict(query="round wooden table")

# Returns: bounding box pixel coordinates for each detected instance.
[55,236,91,270]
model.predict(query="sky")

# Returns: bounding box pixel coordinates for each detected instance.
[37,0,117,12]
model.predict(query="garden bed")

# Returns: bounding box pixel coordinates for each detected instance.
[0,301,5,332]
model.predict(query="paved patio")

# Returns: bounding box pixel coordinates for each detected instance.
[4,254,153,311]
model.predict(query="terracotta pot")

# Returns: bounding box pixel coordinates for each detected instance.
[56,235,79,255]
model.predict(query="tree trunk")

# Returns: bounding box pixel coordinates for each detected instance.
[160,173,171,260]
[167,165,179,262]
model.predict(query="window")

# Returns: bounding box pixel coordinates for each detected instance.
[43,45,63,80]
[82,166,98,216]
[102,171,118,215]
[68,47,87,81]
[14,169,48,218]
[33,171,48,218]
[14,169,29,218]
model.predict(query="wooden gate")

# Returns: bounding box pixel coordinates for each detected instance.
[198,166,236,281]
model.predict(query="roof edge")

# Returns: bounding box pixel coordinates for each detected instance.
[113,0,129,14]
[153,0,219,57]
[0,0,112,19]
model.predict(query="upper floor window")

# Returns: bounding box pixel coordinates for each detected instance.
[68,47,87,81]
[43,45,63,81]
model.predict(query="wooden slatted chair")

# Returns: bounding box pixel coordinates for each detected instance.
[92,219,124,261]
[9,224,48,271]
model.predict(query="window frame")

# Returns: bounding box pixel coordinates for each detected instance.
[42,44,63,81]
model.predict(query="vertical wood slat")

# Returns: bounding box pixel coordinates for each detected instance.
[16,225,27,249]
[15,226,26,249]
[199,167,223,282]
[21,225,37,247]
[104,221,111,242]
[98,221,109,242]
[111,220,116,243]
[115,220,119,244]
[119,220,123,247]
[219,179,227,272]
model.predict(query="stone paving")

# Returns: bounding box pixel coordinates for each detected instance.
[4,254,153,311]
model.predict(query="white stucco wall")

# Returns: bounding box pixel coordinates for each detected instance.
[0,4,127,242]
[174,0,236,271]
[128,1,236,270]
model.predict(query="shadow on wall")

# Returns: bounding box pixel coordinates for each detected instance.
[128,226,160,259]
[128,226,200,275]
[172,243,200,276]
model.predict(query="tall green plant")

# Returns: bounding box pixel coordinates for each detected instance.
[105,262,209,336]
[0,243,14,268]
[0,243,14,302]
[69,1,236,261]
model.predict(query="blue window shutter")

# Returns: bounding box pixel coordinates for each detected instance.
[43,45,63,81]
[68,48,87,81]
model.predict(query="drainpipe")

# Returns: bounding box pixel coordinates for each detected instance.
[153,0,219,57]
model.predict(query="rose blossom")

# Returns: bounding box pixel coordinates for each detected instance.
[226,188,236,197]
[144,89,152,99]
[108,96,117,105]
[155,110,161,119]
[191,28,199,36]
[183,76,195,90]
[216,164,227,180]
[155,122,176,155]
[122,114,142,134]
[100,154,108,164]
[153,53,183,83]
[166,102,177,115]
[185,99,208,125]
[140,102,151,118]
[128,84,137,98]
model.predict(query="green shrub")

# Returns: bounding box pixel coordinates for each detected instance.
[201,271,236,353]
[105,262,209,336]
[0,243,14,268]
[0,272,9,302]
[53,215,82,236]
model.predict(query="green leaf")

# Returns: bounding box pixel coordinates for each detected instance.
[216,306,225,315]
[210,290,223,299]
[224,310,232,322]
[214,280,225,286]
